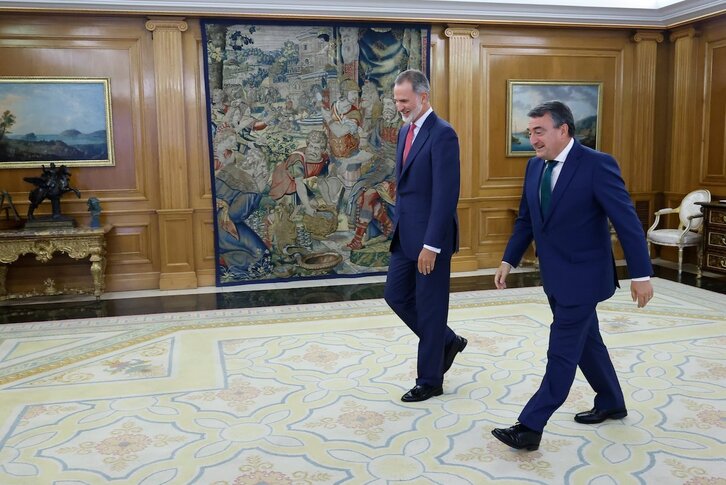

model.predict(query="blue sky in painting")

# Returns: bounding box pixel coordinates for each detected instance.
[511,83,599,132]
[0,82,106,135]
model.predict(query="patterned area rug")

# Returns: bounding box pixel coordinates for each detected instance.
[0,278,724,484]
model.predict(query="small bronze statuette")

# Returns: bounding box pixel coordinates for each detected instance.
[23,163,81,228]
[87,196,102,228]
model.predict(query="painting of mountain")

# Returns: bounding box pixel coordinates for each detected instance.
[0,78,114,168]
[507,81,602,156]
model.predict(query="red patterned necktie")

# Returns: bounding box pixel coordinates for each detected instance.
[402,123,415,164]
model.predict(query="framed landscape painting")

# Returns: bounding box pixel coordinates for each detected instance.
[0,77,115,168]
[507,80,602,157]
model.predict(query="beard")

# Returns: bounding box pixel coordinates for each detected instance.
[399,98,423,124]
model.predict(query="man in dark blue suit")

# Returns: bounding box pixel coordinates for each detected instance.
[384,69,467,403]
[492,101,654,450]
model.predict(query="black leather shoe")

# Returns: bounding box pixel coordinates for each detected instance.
[401,384,443,402]
[443,335,468,373]
[574,407,627,424]
[491,423,542,451]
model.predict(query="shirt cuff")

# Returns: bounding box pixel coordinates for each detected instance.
[631,276,650,281]
[423,244,441,254]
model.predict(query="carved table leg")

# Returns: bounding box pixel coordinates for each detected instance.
[90,253,104,299]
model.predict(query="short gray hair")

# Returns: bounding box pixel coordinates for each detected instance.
[394,69,430,95]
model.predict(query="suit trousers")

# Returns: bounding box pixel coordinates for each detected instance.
[518,295,625,432]
[384,240,456,387]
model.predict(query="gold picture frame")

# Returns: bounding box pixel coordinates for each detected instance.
[507,80,603,157]
[0,77,115,168]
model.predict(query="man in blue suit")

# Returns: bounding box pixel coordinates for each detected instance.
[384,69,467,403]
[491,101,654,450]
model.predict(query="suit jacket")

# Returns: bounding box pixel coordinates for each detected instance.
[391,111,460,260]
[503,140,652,306]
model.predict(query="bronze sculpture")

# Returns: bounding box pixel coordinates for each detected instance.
[87,196,102,228]
[24,163,81,221]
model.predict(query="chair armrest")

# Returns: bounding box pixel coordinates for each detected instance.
[648,207,680,234]
[675,213,706,243]
[654,208,677,216]
[681,213,705,237]
[684,213,704,230]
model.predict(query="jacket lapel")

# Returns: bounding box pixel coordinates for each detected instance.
[400,112,436,179]
[530,158,546,220]
[543,140,582,225]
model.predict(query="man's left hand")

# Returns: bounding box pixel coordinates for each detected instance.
[631,280,654,308]
[418,248,437,275]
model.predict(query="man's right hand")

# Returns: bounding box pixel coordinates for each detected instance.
[494,262,511,289]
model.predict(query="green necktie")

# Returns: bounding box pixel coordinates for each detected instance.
[540,160,557,216]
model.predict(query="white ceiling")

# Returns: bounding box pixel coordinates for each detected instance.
[0,0,723,27]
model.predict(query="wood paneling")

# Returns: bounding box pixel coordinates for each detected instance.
[0,16,157,200]
[669,27,702,194]
[184,20,215,281]
[469,26,631,266]
[480,28,627,185]
[103,212,159,290]
[445,25,479,200]
[0,14,161,293]
[1,12,724,291]
[703,20,726,183]
[628,30,663,193]
[145,17,198,290]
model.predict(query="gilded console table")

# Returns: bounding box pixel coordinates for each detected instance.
[0,225,111,300]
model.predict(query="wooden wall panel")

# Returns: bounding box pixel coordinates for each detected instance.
[479,29,628,187]
[456,205,473,253]
[184,20,215,282]
[430,26,449,121]
[0,12,724,292]
[480,209,514,241]
[703,18,726,187]
[0,15,157,200]
[663,14,726,254]
[194,212,216,286]
[185,20,213,205]
[0,14,162,294]
[669,27,703,196]
[108,227,151,264]
[104,212,159,290]
[628,30,663,196]
[468,27,633,267]
[652,41,672,199]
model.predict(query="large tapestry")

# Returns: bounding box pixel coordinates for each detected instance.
[202,21,430,285]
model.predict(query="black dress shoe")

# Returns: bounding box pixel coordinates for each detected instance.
[401,384,443,402]
[443,335,468,373]
[574,407,627,424]
[491,423,542,451]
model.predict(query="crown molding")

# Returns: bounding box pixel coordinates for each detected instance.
[0,0,723,28]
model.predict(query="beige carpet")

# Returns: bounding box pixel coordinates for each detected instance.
[0,278,724,484]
